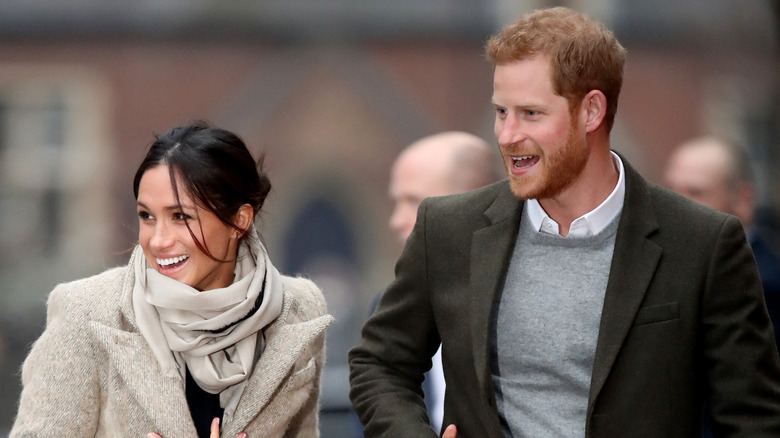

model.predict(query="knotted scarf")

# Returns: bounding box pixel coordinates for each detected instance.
[132,227,283,419]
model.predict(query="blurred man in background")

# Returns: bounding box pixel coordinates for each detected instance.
[664,135,780,345]
[385,131,500,432]
[389,131,500,244]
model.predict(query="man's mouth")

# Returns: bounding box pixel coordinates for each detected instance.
[511,155,539,169]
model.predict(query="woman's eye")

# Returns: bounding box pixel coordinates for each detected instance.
[173,212,191,221]
[138,211,152,221]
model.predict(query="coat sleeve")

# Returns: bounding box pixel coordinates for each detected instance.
[348,200,442,437]
[703,215,780,436]
[10,284,101,437]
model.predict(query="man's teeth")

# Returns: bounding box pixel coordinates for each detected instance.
[157,255,189,266]
[512,155,534,168]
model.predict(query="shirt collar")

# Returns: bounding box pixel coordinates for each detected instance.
[526,151,626,238]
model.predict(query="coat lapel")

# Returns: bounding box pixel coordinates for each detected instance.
[587,160,662,410]
[224,298,332,436]
[470,182,524,397]
[94,262,196,437]
[88,322,195,437]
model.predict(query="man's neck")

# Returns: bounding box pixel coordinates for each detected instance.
[538,149,619,236]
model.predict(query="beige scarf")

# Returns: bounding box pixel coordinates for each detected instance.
[132,228,283,417]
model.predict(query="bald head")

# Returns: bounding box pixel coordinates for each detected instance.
[664,136,755,225]
[389,131,499,244]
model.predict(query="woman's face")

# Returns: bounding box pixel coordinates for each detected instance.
[136,165,239,291]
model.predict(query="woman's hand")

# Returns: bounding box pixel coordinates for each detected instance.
[442,424,457,438]
[147,417,246,438]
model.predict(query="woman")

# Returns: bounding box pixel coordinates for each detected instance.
[11,123,333,437]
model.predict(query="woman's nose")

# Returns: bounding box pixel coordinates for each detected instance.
[149,222,174,250]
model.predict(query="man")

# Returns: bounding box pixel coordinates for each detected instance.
[349,7,780,438]
[386,131,499,432]
[664,136,780,345]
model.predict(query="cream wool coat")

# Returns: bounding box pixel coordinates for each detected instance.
[11,252,333,438]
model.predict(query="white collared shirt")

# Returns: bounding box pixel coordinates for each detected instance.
[526,152,626,238]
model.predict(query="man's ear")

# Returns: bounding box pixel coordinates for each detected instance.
[233,204,255,238]
[581,90,607,133]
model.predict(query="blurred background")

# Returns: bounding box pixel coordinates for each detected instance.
[0,0,776,436]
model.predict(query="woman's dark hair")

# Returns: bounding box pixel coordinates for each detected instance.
[133,121,271,260]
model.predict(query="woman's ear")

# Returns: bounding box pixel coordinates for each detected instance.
[233,204,255,238]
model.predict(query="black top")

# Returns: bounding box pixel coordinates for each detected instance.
[186,367,224,438]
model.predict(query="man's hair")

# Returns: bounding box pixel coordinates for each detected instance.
[485,7,627,131]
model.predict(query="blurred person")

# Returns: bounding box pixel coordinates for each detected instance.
[664,136,780,344]
[349,7,780,438]
[389,132,500,244]
[386,131,500,432]
[11,122,333,438]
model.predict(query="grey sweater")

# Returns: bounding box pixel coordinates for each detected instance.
[492,211,620,437]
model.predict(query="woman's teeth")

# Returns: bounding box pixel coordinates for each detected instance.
[157,255,189,267]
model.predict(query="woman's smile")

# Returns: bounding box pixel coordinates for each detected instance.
[155,254,190,274]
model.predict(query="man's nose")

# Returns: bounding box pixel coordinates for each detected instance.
[497,116,526,148]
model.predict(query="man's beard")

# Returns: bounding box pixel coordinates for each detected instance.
[508,122,589,200]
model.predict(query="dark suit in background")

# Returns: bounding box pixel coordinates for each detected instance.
[750,229,780,345]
